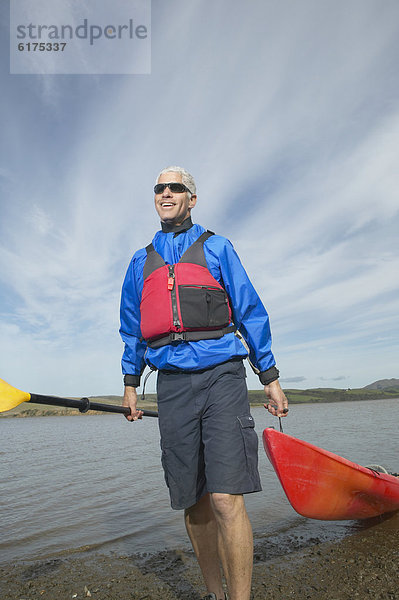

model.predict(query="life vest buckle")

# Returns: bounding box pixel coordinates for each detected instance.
[170,332,187,342]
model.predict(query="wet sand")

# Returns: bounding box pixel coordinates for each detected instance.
[1,512,398,600]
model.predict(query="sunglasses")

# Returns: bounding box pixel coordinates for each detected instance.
[154,182,192,195]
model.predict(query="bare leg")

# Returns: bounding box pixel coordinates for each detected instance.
[184,493,225,599]
[210,493,253,600]
[185,492,253,600]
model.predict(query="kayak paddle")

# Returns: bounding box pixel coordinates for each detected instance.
[0,377,158,417]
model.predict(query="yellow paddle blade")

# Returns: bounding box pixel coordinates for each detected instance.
[0,378,31,412]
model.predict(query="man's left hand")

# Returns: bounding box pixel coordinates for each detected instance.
[263,379,289,417]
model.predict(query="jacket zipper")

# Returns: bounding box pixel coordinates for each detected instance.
[168,265,181,328]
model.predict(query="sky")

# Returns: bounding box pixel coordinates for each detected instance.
[0,0,398,397]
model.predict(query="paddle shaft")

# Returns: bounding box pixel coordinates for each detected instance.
[29,393,158,417]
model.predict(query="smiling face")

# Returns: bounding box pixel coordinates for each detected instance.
[154,171,197,226]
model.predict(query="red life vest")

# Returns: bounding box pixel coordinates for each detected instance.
[140,231,235,348]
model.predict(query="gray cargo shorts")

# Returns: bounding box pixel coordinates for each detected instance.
[156,359,262,510]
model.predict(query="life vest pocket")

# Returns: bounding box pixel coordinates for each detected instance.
[178,285,230,330]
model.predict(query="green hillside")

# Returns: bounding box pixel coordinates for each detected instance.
[248,386,399,405]
[1,383,398,418]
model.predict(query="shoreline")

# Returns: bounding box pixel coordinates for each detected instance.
[1,393,398,418]
[1,513,398,599]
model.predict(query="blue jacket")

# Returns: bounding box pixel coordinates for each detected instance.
[120,222,277,385]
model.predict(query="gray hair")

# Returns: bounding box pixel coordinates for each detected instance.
[155,166,197,197]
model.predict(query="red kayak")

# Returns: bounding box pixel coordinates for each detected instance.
[263,427,399,520]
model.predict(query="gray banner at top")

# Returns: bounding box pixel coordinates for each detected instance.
[10,0,151,75]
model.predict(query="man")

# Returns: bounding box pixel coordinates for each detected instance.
[120,166,288,600]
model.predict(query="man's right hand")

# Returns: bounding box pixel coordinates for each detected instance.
[122,386,143,421]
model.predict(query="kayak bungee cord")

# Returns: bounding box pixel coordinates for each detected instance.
[278,408,289,432]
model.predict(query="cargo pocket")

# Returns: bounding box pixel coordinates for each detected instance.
[237,414,259,482]
[161,449,170,487]
[161,448,181,494]
[160,447,195,510]
[178,285,230,329]
[206,288,230,327]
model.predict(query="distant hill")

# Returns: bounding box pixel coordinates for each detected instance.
[1,382,398,419]
[364,378,399,390]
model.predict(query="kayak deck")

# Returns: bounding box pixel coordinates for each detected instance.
[263,427,399,520]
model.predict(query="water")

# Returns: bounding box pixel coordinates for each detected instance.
[0,398,398,564]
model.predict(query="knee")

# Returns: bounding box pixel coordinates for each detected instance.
[184,493,212,525]
[210,493,244,522]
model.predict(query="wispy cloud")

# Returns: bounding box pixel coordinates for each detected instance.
[280,377,307,384]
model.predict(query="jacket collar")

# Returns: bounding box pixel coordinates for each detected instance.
[161,216,194,236]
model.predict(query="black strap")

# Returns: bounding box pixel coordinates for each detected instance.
[178,231,214,266]
[143,243,166,280]
[147,325,236,349]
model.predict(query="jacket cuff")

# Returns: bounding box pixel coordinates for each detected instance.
[124,374,141,388]
[259,366,280,386]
